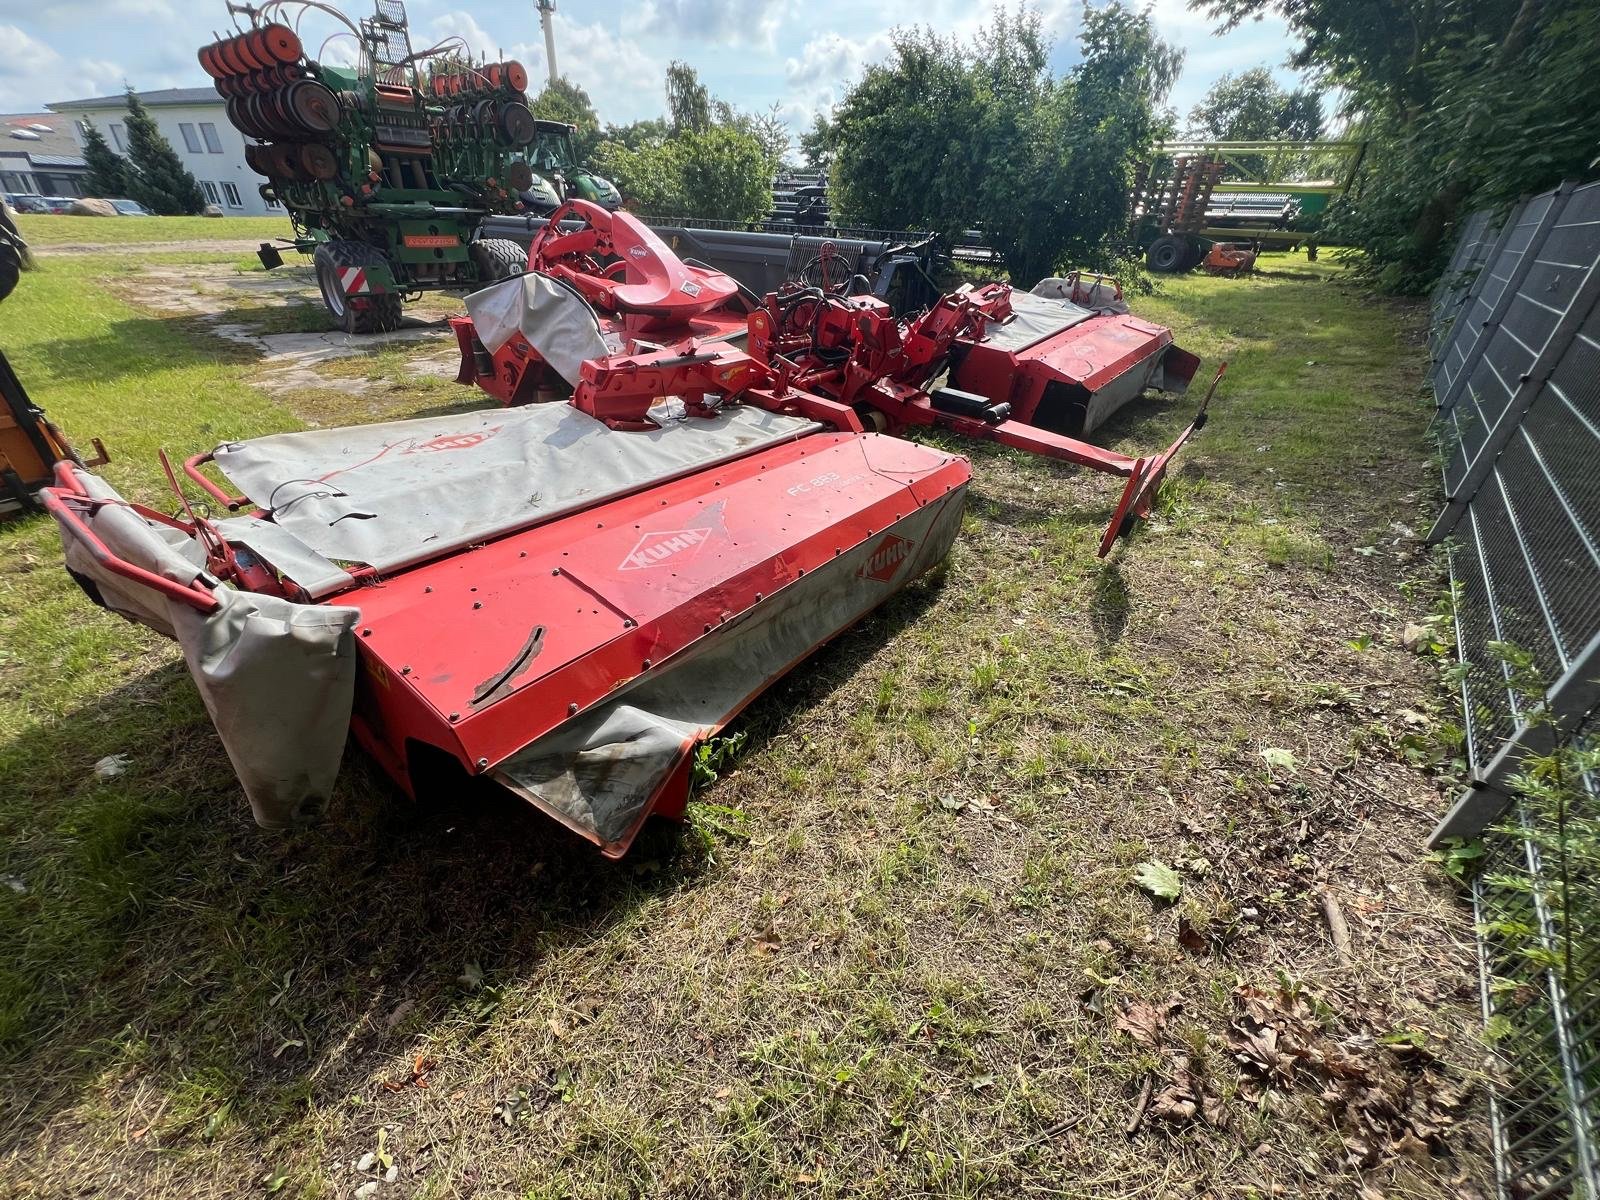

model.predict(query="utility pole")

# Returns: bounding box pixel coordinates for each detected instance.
[536,0,558,87]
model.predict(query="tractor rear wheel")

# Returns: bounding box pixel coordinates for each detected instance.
[313,240,403,335]
[469,237,527,284]
[1145,235,1191,274]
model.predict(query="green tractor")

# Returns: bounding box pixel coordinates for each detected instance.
[203,0,549,332]
[520,119,621,214]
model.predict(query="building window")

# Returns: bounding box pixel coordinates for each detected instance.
[222,182,242,208]
[264,195,282,210]
[110,123,126,152]
[179,122,201,153]
[200,122,223,153]
[200,180,220,205]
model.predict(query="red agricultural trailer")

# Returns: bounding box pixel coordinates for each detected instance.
[42,203,1217,854]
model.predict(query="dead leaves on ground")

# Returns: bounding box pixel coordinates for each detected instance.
[1116,996,1181,1048]
[1122,982,1469,1173]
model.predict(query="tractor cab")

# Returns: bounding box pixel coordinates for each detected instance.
[519,120,622,214]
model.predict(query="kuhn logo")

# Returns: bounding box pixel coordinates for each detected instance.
[401,427,501,454]
[619,527,713,570]
[859,534,913,582]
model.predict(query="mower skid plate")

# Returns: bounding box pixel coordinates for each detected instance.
[1097,408,1206,557]
[347,430,970,855]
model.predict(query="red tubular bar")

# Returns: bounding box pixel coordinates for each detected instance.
[183,452,249,510]
[40,486,221,613]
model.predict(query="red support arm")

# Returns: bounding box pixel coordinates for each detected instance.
[40,487,221,613]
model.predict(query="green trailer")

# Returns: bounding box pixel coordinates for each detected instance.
[1132,139,1369,273]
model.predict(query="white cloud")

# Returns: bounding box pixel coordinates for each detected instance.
[0,24,131,110]
[0,0,173,21]
[637,0,792,50]
[426,9,666,126]
[781,29,893,124]
[0,24,61,76]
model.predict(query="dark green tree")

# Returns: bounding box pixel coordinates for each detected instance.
[529,77,602,160]
[798,113,835,170]
[831,3,1181,284]
[1186,68,1325,180]
[1188,68,1293,140]
[1278,88,1324,140]
[676,126,773,220]
[121,90,204,215]
[1190,0,1600,291]
[743,102,792,169]
[594,125,771,221]
[829,25,988,239]
[78,120,131,198]
[665,61,711,136]
[602,118,670,151]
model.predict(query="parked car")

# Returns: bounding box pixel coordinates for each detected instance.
[107,199,152,216]
[40,197,75,214]
[3,194,52,215]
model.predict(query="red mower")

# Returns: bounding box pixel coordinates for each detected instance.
[43,202,1217,855]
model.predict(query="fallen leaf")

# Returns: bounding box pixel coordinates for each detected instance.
[1259,747,1298,775]
[749,925,780,956]
[457,961,484,990]
[94,753,131,779]
[1117,998,1179,1048]
[1176,917,1208,954]
[1134,861,1182,901]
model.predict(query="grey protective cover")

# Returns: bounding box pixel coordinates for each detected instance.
[463,270,616,386]
[492,486,969,848]
[211,403,819,578]
[52,469,360,828]
[1031,276,1129,314]
[979,290,1095,352]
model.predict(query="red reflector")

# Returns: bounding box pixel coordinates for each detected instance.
[403,234,460,248]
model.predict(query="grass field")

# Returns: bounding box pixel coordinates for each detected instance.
[13,214,288,246]
[0,251,1489,1197]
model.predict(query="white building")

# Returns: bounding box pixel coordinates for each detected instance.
[47,87,279,216]
[1,113,89,197]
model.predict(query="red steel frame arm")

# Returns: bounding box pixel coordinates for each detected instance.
[183,452,250,511]
[41,483,220,613]
[864,382,1141,476]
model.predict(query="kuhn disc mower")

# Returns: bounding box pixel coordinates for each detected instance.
[451,202,1214,556]
[42,203,1216,854]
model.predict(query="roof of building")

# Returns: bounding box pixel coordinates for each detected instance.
[0,113,85,165]
[48,87,220,112]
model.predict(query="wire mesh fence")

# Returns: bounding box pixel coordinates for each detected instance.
[1426,178,1600,1198]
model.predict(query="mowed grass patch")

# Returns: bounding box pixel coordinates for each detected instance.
[0,250,1488,1197]
[15,214,289,246]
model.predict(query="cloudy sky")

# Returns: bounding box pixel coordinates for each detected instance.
[0,0,1307,138]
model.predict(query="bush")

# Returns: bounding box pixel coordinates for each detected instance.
[830,4,1181,287]
[594,127,772,222]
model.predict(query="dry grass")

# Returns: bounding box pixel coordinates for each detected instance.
[0,251,1489,1198]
